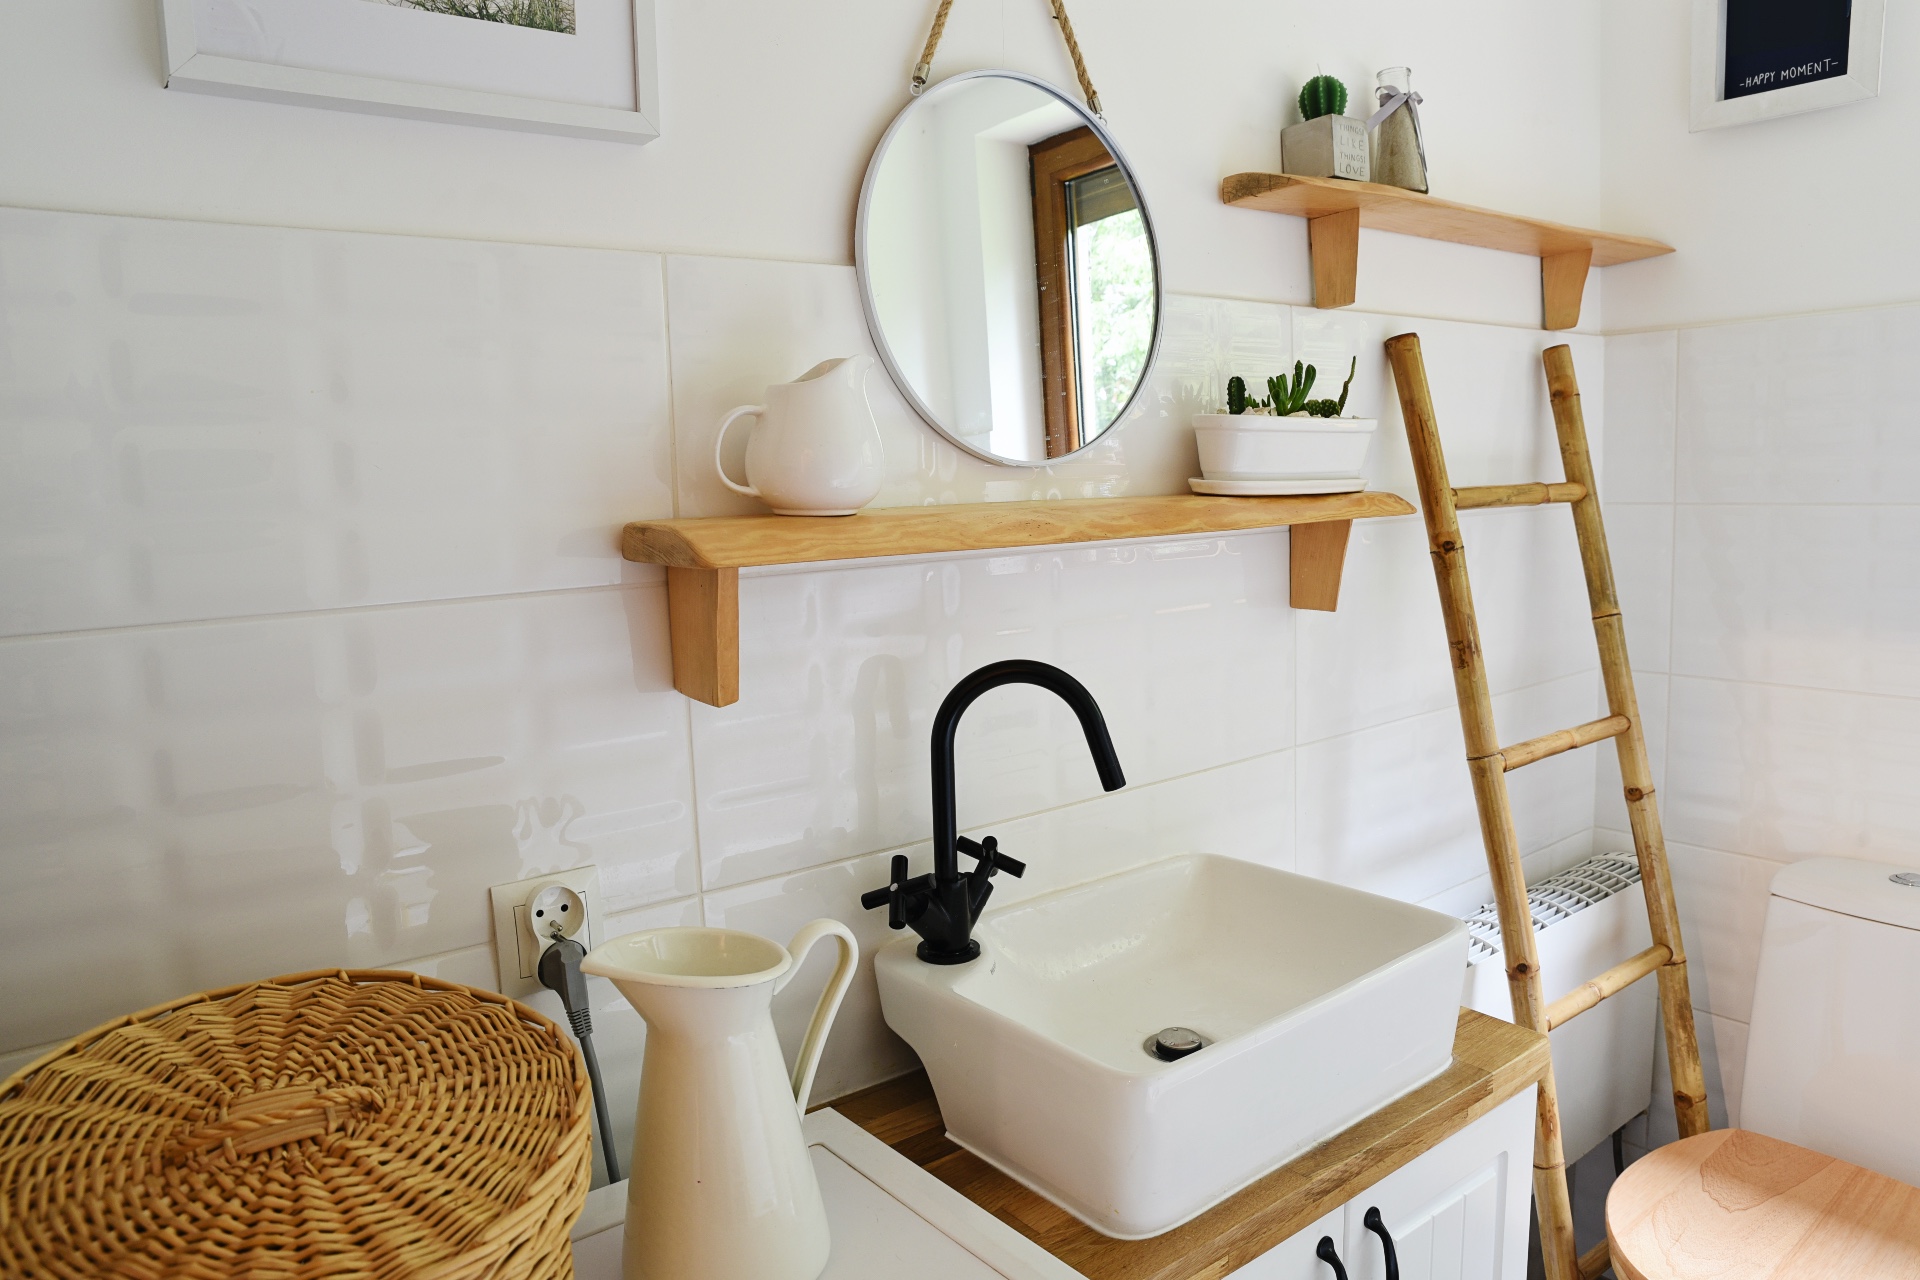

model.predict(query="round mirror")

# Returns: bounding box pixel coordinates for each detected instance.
[856,71,1162,465]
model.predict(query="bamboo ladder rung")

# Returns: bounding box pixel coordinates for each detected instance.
[1499,714,1631,772]
[1545,943,1673,1030]
[1450,482,1587,510]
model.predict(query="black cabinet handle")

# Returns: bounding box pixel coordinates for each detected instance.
[1315,1235,1349,1280]
[1362,1207,1400,1280]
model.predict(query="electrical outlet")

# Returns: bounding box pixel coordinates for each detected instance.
[489,867,602,999]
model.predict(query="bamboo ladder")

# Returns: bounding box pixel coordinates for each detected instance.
[1382,336,1711,1280]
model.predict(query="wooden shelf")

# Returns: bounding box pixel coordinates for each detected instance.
[622,491,1414,706]
[831,1008,1550,1280]
[1220,173,1674,330]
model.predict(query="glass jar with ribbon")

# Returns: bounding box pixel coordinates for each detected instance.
[1368,66,1427,193]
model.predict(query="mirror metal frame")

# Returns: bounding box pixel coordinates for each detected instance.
[854,69,1165,467]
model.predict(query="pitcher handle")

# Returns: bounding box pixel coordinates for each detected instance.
[714,405,765,498]
[776,918,859,1114]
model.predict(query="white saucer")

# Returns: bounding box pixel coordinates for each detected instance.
[1188,476,1367,496]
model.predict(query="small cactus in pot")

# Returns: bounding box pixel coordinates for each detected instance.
[1298,75,1349,121]
[1282,72,1368,181]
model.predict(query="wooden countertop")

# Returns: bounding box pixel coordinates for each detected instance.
[834,1008,1549,1280]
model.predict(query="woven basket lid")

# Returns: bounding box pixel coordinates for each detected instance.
[0,969,592,1280]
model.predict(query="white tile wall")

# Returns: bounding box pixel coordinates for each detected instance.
[1296,673,1602,904]
[0,208,674,638]
[1600,331,1675,504]
[1676,306,1920,506]
[1,209,1621,1182]
[1602,298,1920,1132]
[691,532,1294,890]
[0,584,697,1049]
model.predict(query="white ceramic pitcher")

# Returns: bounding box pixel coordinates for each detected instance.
[581,920,858,1280]
[714,355,884,515]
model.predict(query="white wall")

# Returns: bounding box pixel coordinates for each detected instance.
[5,1,1607,328]
[1586,0,1920,1144]
[1600,305,1920,1144]
[0,0,1623,1189]
[1602,0,1920,329]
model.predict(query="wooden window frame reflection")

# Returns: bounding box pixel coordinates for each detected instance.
[1029,125,1119,459]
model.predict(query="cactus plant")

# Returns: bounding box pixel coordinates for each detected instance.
[1298,75,1349,122]
[1301,358,1358,417]
[1268,361,1318,415]
[1221,358,1357,416]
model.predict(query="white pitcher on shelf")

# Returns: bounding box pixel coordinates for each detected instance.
[714,355,885,515]
[582,920,859,1280]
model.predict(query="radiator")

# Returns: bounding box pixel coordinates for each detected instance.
[1461,851,1658,1164]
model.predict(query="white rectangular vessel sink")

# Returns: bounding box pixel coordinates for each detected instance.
[874,854,1469,1239]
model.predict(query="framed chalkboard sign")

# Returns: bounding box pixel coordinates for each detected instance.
[1691,0,1885,129]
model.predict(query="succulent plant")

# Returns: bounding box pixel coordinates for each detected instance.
[1222,358,1356,416]
[1298,75,1349,122]
[1268,362,1318,416]
[1300,357,1359,417]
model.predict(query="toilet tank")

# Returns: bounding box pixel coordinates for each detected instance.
[1741,857,1920,1186]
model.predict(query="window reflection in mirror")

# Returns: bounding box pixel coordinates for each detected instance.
[858,74,1159,465]
[1030,128,1152,456]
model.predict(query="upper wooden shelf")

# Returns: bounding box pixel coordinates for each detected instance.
[623,491,1414,705]
[1220,173,1674,330]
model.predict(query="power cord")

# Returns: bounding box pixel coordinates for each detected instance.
[537,933,622,1184]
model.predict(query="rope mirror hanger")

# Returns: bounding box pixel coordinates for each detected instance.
[910,0,1105,117]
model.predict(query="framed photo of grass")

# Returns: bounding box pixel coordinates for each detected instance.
[158,0,659,143]
[1690,0,1886,130]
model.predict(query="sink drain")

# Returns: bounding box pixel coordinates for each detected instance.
[1144,1027,1207,1062]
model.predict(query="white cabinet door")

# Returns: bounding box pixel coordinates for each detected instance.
[1226,1209,1345,1280]
[1340,1089,1536,1280]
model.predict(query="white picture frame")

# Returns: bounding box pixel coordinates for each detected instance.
[158,0,660,144]
[1691,0,1885,131]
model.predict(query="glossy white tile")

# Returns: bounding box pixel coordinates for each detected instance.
[1663,675,1920,867]
[1676,304,1920,505]
[1665,842,1785,1024]
[1297,506,1596,744]
[1670,504,1920,698]
[702,748,1296,1104]
[0,208,673,638]
[690,532,1295,890]
[1296,672,1602,904]
[1600,331,1676,503]
[1607,503,1674,674]
[0,584,695,1052]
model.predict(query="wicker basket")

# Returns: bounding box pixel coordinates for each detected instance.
[0,969,594,1280]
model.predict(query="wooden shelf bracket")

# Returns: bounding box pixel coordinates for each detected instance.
[665,566,738,707]
[1223,173,1671,331]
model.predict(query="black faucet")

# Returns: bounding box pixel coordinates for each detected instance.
[862,659,1126,964]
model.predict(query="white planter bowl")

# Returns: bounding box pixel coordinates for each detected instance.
[1193,413,1377,482]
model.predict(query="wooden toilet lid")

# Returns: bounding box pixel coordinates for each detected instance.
[1607,1129,1920,1279]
